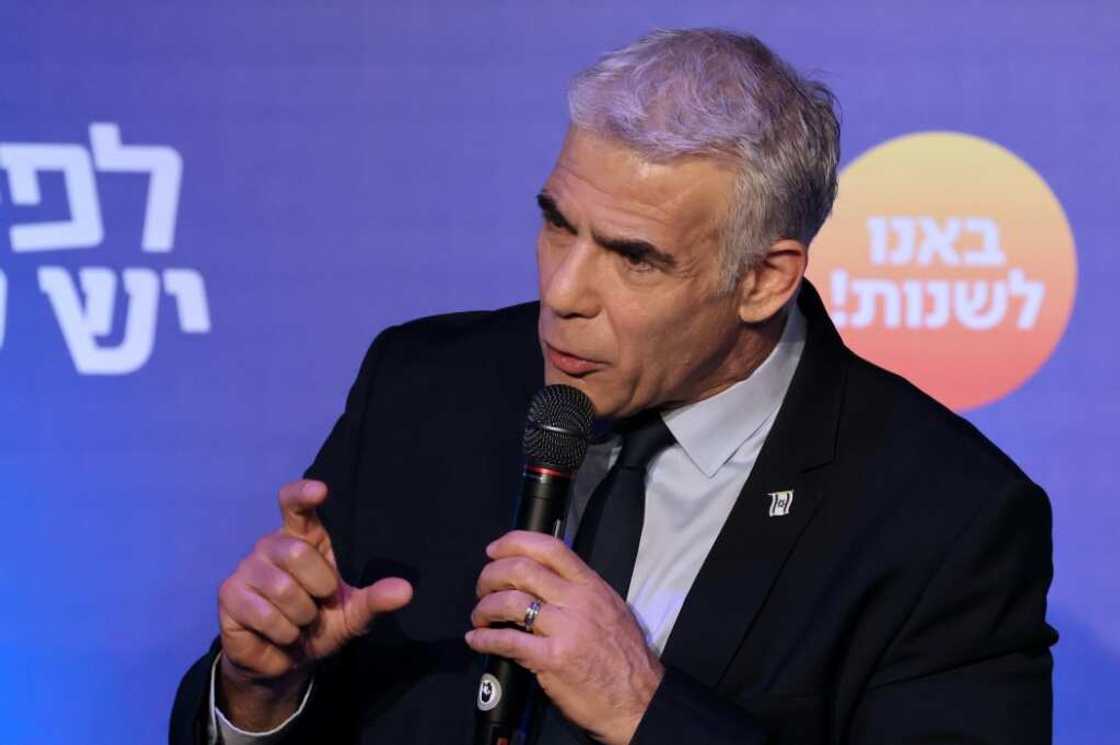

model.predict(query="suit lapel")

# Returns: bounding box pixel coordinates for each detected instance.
[660,280,850,689]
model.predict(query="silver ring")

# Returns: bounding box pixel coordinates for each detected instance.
[522,599,542,632]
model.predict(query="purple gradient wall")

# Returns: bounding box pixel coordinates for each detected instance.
[0,3,1115,743]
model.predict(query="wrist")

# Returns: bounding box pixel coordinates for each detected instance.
[217,654,311,732]
[605,658,665,745]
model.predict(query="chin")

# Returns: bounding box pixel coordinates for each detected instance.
[542,370,614,418]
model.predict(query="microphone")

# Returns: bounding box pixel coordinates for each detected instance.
[474,384,595,745]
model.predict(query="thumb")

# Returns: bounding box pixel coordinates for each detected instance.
[342,577,413,634]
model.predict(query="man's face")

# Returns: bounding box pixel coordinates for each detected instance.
[536,128,749,418]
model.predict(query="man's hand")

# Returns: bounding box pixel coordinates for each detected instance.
[466,530,664,745]
[217,479,413,731]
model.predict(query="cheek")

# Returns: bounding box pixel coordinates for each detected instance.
[616,295,732,382]
[610,303,679,378]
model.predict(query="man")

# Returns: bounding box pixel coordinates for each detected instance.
[171,29,1057,744]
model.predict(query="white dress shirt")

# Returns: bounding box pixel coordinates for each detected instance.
[566,303,806,654]
[210,303,806,743]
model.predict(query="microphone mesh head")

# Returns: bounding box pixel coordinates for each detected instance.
[522,384,595,471]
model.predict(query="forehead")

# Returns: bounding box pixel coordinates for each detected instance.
[545,128,735,246]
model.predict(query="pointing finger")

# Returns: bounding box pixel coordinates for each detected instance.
[278,480,328,538]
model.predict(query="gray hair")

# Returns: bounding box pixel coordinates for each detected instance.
[568,28,840,290]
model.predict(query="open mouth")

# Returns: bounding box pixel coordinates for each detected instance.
[544,343,604,377]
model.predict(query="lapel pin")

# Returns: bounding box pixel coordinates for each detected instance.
[768,490,794,517]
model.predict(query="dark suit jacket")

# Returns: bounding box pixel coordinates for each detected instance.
[171,280,1057,744]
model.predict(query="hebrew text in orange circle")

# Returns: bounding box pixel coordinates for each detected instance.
[807,132,1077,411]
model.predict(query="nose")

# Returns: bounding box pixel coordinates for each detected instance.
[540,237,601,319]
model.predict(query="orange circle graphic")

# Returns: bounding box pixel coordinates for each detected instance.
[807,132,1077,412]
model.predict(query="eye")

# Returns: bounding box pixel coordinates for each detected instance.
[621,252,655,273]
[540,207,572,233]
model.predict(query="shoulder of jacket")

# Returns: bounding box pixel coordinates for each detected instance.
[842,353,1032,489]
[350,301,541,404]
[379,301,538,353]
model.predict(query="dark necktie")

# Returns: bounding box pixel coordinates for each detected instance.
[531,411,675,745]
[573,411,676,597]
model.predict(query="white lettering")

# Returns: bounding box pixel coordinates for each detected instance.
[89,123,182,252]
[0,143,103,251]
[38,266,160,375]
[829,268,1045,331]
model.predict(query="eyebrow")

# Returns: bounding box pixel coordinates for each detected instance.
[536,192,577,234]
[535,191,678,270]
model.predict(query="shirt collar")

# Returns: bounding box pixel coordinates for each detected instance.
[659,302,807,478]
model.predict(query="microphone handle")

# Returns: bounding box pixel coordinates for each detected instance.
[474,465,572,745]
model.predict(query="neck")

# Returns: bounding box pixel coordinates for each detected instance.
[668,306,790,410]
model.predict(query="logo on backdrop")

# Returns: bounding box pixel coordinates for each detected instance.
[0,122,209,375]
[807,131,1077,411]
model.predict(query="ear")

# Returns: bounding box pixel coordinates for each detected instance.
[736,239,808,324]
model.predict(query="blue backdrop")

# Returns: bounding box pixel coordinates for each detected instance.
[0,3,1115,743]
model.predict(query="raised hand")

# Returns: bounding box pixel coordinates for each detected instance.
[217,479,412,730]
